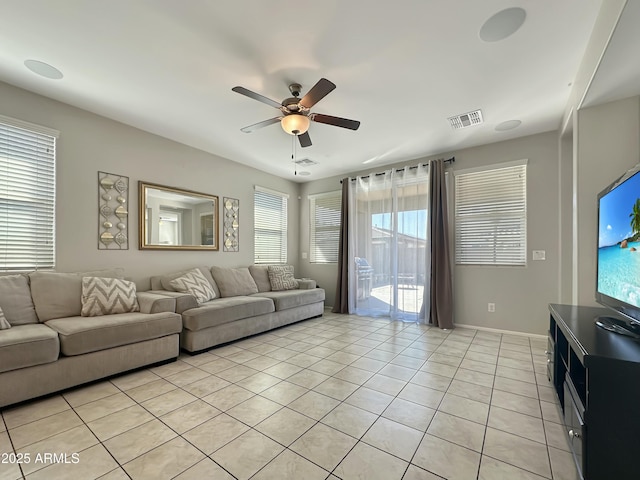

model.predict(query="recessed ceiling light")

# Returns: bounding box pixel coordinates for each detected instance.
[479,7,526,42]
[24,59,63,80]
[297,171,311,176]
[495,120,522,131]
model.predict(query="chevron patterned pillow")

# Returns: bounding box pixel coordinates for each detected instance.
[169,268,216,304]
[0,307,11,329]
[81,277,140,317]
[267,265,299,291]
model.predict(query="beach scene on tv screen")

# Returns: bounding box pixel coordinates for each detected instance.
[598,171,640,308]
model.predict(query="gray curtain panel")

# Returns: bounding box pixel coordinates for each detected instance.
[332,178,351,313]
[428,159,454,328]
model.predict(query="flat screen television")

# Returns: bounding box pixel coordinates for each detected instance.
[596,163,640,327]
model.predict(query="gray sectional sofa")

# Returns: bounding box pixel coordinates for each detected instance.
[0,270,182,408]
[149,265,325,353]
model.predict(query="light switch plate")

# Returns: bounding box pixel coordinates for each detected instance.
[532,250,546,261]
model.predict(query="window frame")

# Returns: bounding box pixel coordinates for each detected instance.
[254,185,288,264]
[0,115,58,272]
[454,160,527,266]
[309,190,342,264]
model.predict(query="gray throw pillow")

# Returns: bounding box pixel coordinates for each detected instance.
[170,268,216,304]
[30,269,125,321]
[81,277,140,317]
[0,307,11,330]
[249,265,272,292]
[210,267,259,297]
[0,274,39,325]
[268,265,299,291]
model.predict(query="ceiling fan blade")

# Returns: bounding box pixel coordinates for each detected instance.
[299,78,336,109]
[298,131,312,148]
[232,86,282,109]
[240,117,282,133]
[312,113,360,131]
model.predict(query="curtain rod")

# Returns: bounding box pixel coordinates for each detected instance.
[340,157,455,183]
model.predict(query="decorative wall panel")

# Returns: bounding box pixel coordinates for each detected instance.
[223,197,239,252]
[98,171,129,249]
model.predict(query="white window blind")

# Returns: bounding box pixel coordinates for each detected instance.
[0,116,57,271]
[254,186,288,264]
[454,161,527,266]
[309,190,341,263]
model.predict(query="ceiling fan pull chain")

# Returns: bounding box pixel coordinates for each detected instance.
[292,134,297,176]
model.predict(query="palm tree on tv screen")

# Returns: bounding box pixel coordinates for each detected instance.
[630,198,640,240]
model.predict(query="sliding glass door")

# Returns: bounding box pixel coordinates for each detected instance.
[348,166,430,322]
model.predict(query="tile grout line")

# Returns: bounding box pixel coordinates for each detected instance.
[2,315,570,480]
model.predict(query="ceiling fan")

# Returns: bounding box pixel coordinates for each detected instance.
[232,78,360,148]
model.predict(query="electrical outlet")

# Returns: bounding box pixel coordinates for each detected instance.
[488,303,495,312]
[301,252,307,259]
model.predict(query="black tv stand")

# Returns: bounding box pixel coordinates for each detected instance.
[548,304,640,480]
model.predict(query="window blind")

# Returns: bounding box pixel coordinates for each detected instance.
[309,190,341,263]
[454,162,527,266]
[0,117,57,271]
[254,186,288,264]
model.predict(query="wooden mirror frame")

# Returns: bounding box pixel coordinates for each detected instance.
[138,181,219,250]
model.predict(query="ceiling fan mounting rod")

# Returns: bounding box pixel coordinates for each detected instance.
[288,83,302,97]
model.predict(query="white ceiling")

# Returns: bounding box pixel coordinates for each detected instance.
[0,1,613,181]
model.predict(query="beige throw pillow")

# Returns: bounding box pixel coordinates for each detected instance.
[0,274,39,325]
[268,265,299,291]
[170,268,216,304]
[81,277,140,317]
[0,307,11,330]
[29,269,125,321]
[248,265,272,292]
[210,267,259,297]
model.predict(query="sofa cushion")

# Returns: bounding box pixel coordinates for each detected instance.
[29,269,124,321]
[81,277,140,317]
[211,267,259,297]
[45,312,182,356]
[253,288,325,311]
[182,296,274,331]
[0,307,11,329]
[248,265,272,292]
[0,274,39,325]
[0,324,59,373]
[268,265,299,291]
[158,267,221,298]
[170,268,216,304]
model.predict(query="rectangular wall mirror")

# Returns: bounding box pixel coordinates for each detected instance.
[139,181,219,250]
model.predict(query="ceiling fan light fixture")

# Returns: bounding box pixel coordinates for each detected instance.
[281,114,310,135]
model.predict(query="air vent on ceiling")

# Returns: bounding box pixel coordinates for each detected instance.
[293,158,318,166]
[448,110,484,130]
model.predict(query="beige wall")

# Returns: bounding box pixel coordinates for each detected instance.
[574,96,640,306]
[559,122,575,304]
[556,0,640,310]
[300,131,560,335]
[2,83,636,336]
[0,81,300,289]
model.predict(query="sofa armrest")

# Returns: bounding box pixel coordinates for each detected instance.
[137,292,176,314]
[296,279,317,289]
[147,290,198,314]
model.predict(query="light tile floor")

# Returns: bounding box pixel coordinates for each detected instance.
[0,312,580,480]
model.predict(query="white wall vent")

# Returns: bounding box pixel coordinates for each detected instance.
[448,110,484,130]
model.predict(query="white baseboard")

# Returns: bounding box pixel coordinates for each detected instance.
[455,322,547,340]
